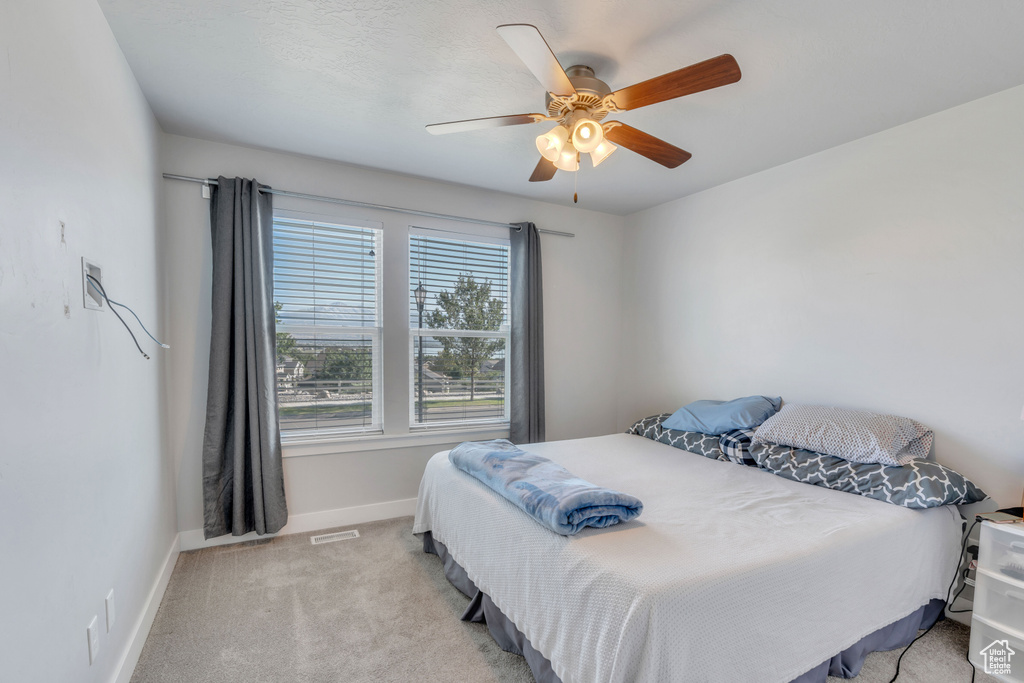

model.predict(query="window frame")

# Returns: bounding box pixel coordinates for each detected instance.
[271,207,513,453]
[408,227,511,431]
[272,210,384,442]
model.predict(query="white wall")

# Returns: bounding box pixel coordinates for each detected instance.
[160,133,627,541]
[0,1,177,682]
[619,84,1024,506]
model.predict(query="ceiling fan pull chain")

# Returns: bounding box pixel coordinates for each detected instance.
[573,153,579,204]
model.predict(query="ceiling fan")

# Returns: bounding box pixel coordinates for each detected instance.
[426,24,742,187]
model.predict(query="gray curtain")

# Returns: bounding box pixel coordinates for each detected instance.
[509,222,545,443]
[201,177,288,539]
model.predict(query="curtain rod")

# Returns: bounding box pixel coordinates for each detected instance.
[162,174,575,238]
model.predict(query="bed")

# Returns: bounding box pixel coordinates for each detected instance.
[413,432,963,683]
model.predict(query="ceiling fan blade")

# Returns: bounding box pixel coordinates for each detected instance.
[426,113,545,135]
[496,24,576,96]
[603,123,692,168]
[610,54,741,111]
[529,157,557,182]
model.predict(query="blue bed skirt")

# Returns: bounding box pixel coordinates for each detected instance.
[421,532,945,683]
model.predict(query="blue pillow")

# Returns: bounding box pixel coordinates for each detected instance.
[661,396,782,435]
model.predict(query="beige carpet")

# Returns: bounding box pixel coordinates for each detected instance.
[131,517,991,683]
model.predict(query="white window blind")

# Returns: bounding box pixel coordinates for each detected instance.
[273,217,382,437]
[409,232,510,428]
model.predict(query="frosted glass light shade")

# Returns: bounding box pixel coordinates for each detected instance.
[571,118,604,153]
[553,142,579,172]
[535,125,569,162]
[589,140,617,167]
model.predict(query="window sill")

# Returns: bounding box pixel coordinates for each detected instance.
[281,424,510,458]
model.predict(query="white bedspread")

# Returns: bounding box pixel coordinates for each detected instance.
[413,433,962,683]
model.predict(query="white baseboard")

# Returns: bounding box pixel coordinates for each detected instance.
[946,608,972,627]
[179,497,418,552]
[112,533,180,683]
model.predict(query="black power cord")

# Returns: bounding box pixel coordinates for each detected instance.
[88,277,169,349]
[85,274,150,359]
[888,519,979,683]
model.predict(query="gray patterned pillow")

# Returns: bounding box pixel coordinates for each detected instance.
[627,414,728,461]
[753,404,933,466]
[749,442,986,508]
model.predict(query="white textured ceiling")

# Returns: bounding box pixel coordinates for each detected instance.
[98,0,1024,215]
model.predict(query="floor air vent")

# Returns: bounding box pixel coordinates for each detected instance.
[310,530,360,545]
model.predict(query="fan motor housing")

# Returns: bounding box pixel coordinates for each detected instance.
[546,65,613,120]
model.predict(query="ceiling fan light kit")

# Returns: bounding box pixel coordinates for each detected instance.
[536,125,569,162]
[553,142,580,172]
[589,140,617,167]
[570,116,604,153]
[427,23,742,197]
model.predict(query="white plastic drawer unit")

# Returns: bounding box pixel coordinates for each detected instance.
[979,523,1024,581]
[975,568,1024,635]
[972,522,1024,681]
[969,615,1024,681]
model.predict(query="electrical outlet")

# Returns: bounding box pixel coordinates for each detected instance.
[105,590,115,632]
[82,258,103,310]
[87,615,100,664]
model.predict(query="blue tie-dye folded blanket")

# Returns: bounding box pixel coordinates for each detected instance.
[448,439,643,535]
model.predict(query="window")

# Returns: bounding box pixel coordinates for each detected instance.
[410,231,510,428]
[273,217,382,438]
[272,212,511,446]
